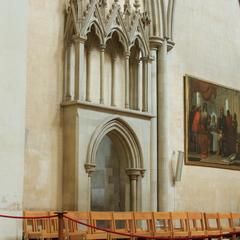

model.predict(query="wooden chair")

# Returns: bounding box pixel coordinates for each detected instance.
[90,211,113,240]
[66,212,91,240]
[23,211,49,240]
[187,212,206,238]
[204,213,221,238]
[231,213,240,233]
[133,212,154,238]
[218,213,233,237]
[152,212,172,238]
[111,212,134,240]
[47,211,69,239]
[231,213,240,237]
[171,212,189,238]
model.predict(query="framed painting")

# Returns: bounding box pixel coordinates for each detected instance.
[184,75,240,170]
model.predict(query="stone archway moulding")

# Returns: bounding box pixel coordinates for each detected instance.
[84,115,145,176]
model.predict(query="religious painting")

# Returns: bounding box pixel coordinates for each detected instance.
[184,75,240,170]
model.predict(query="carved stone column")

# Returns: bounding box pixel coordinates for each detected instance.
[111,56,117,107]
[73,36,86,101]
[157,40,170,211]
[86,47,91,102]
[150,48,158,211]
[142,57,149,112]
[125,52,130,109]
[129,58,140,110]
[100,44,105,104]
[65,42,72,101]
[126,168,141,211]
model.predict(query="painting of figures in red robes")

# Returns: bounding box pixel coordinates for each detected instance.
[184,75,240,170]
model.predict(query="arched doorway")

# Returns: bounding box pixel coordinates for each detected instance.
[91,132,129,211]
[85,117,144,212]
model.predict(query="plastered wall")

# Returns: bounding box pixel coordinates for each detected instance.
[23,0,65,210]
[21,0,240,215]
[0,0,27,238]
[168,0,240,212]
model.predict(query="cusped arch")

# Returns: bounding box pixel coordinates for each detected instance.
[86,116,144,171]
[105,27,129,53]
[130,34,149,57]
[85,20,105,45]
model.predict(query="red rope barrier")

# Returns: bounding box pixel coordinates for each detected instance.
[64,215,195,240]
[0,214,57,220]
[64,215,240,240]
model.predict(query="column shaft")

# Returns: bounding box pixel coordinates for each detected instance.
[100,46,105,104]
[142,58,148,112]
[74,37,85,101]
[125,53,130,108]
[111,57,117,106]
[66,43,72,100]
[157,40,170,211]
[135,60,140,110]
[130,177,137,211]
[74,39,80,100]
[86,48,91,102]
[150,48,158,211]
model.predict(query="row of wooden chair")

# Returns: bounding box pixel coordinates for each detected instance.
[23,211,240,240]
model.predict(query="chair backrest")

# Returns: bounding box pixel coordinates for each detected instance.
[231,213,240,231]
[133,212,153,234]
[171,212,189,237]
[66,211,91,233]
[90,211,113,233]
[218,213,233,232]
[204,213,220,230]
[112,212,133,233]
[187,212,205,231]
[152,212,172,233]
[24,211,50,234]
[48,211,60,234]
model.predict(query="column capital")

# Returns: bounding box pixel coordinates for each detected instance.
[141,56,153,62]
[100,44,106,50]
[72,34,87,44]
[126,168,145,178]
[124,51,130,58]
[84,163,96,176]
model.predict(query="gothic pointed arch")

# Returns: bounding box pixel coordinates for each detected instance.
[80,2,106,43]
[129,14,150,57]
[86,20,105,45]
[106,27,129,53]
[85,116,144,174]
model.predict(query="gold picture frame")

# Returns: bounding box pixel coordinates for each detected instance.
[184,75,240,170]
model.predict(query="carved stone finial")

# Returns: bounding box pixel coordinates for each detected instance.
[133,0,140,12]
[142,11,151,27]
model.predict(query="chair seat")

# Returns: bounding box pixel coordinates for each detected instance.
[153,230,171,237]
[190,230,206,237]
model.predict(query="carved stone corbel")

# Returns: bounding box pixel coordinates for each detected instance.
[84,163,96,176]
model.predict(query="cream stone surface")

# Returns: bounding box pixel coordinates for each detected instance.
[1,0,240,238]
[0,0,27,238]
[23,0,64,210]
[168,0,240,211]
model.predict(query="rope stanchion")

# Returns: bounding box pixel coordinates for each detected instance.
[55,212,67,240]
[0,214,57,220]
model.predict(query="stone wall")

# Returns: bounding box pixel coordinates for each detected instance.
[0,0,27,238]
[23,0,65,210]
[168,0,240,212]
